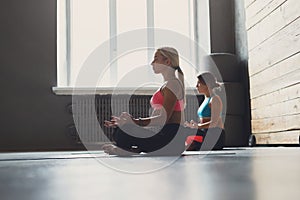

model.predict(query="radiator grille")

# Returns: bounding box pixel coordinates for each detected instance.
[71,95,203,144]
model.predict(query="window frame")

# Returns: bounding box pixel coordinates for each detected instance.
[54,0,210,95]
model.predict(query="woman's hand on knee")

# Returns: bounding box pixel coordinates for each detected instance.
[113,112,135,127]
[184,120,198,129]
[104,120,117,128]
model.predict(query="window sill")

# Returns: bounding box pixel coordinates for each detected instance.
[52,87,158,95]
[52,87,198,96]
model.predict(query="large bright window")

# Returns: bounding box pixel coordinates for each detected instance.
[57,0,207,90]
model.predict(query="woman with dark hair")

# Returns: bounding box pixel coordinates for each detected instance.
[184,72,225,151]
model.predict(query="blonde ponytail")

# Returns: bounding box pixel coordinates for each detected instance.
[158,47,186,107]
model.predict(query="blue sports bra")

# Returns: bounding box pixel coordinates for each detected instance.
[197,97,212,118]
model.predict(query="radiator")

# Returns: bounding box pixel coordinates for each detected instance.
[70,95,203,145]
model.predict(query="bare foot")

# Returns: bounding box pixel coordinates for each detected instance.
[101,144,140,157]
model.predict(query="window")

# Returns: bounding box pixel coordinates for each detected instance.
[56,0,208,92]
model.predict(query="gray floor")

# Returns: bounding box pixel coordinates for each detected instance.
[0,147,300,200]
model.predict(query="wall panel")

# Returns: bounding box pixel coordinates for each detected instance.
[245,0,300,144]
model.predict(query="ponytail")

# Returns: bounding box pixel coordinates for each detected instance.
[175,66,186,108]
[158,47,186,107]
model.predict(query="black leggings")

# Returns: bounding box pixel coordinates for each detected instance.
[185,127,225,151]
[112,123,186,156]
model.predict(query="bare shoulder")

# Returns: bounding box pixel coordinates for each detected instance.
[211,95,222,105]
[163,79,184,99]
[165,79,183,87]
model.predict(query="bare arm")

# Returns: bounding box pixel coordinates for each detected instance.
[106,80,182,127]
[135,87,177,126]
[185,96,223,129]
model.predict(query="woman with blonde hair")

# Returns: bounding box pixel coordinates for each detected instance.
[104,47,186,156]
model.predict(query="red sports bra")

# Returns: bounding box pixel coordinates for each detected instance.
[150,90,184,111]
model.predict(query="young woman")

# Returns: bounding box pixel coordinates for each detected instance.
[184,72,225,151]
[103,47,186,156]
